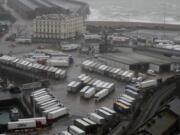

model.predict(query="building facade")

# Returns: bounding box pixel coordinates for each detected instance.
[33,14,85,40]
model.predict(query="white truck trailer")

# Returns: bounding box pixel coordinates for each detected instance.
[47,107,68,120]
[84,87,96,99]
[136,79,158,89]
[69,125,86,135]
[88,113,105,125]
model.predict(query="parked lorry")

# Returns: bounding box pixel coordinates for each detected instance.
[125,89,139,99]
[61,131,72,135]
[47,107,68,120]
[136,79,158,89]
[94,89,109,102]
[18,117,47,127]
[125,85,139,92]
[80,86,90,97]
[113,101,131,114]
[95,109,112,120]
[84,87,96,99]
[88,113,105,125]
[100,107,117,116]
[42,106,61,116]
[74,119,91,133]
[8,120,36,130]
[67,81,82,93]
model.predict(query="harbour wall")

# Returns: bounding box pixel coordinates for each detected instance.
[86,21,180,31]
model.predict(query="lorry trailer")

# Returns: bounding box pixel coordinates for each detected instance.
[136,79,158,89]
[95,109,112,120]
[8,120,36,130]
[84,87,96,99]
[47,107,68,120]
[69,125,86,135]
[100,107,117,116]
[18,117,47,126]
[80,86,90,96]
[74,119,91,133]
[61,131,72,135]
[88,113,105,125]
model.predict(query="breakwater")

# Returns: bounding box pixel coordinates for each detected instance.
[86,21,180,31]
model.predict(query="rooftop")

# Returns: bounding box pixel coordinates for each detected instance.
[103,50,172,66]
[168,98,180,116]
[138,110,177,135]
[35,13,80,20]
[99,54,139,65]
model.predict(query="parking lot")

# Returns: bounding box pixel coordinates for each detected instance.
[0,21,178,134]
[0,42,127,134]
[40,51,126,134]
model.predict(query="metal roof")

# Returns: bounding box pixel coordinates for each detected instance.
[138,111,177,135]
[168,98,180,116]
[99,54,139,65]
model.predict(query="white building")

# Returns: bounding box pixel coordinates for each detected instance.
[33,14,85,40]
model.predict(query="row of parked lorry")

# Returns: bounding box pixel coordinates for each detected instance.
[30,88,69,122]
[114,79,158,114]
[67,74,115,102]
[82,60,135,82]
[7,117,47,132]
[61,107,118,135]
[0,55,67,80]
